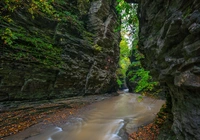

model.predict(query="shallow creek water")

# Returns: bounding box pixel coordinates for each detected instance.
[27,93,164,140]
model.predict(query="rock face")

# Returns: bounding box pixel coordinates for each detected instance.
[127,0,200,139]
[0,0,120,100]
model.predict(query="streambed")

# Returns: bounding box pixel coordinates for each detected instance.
[25,93,164,140]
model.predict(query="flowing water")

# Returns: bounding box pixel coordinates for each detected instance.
[27,93,164,140]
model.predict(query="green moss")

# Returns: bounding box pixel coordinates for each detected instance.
[183,7,192,19]
[117,78,123,88]
[0,26,62,68]
[0,0,95,69]
[78,0,90,15]
[92,44,102,52]
[83,31,95,45]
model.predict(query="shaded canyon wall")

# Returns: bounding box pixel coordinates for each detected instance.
[126,0,200,139]
[0,0,120,100]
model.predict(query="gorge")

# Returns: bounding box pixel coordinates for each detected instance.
[1,0,200,140]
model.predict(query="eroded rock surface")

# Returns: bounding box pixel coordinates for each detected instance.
[131,0,200,139]
[0,0,120,100]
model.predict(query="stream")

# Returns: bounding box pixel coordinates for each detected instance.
[26,93,164,140]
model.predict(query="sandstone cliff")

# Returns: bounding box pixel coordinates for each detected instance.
[0,0,120,100]
[127,0,200,139]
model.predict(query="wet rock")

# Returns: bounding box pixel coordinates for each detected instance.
[127,0,200,139]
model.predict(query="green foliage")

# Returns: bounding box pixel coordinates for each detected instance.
[0,26,62,68]
[116,0,158,93]
[116,0,138,33]
[82,31,95,45]
[28,0,55,17]
[117,79,123,88]
[1,0,55,17]
[116,36,131,87]
[77,0,90,15]
[92,44,102,52]
[0,0,90,68]
[130,67,158,92]
[1,0,84,28]
[119,36,131,76]
[1,28,17,45]
[128,44,158,93]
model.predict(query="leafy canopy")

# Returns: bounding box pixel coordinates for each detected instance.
[116,0,158,93]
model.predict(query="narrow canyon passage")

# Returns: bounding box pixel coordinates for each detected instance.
[26,93,164,140]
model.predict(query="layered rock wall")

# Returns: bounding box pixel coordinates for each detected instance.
[0,0,120,100]
[130,0,200,139]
